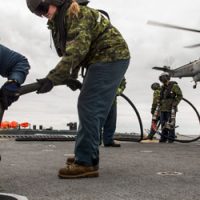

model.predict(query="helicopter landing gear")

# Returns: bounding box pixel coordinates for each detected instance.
[193,83,197,89]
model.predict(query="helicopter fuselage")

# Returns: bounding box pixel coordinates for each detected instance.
[153,59,200,88]
[172,59,200,78]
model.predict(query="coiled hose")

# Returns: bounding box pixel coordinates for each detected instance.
[157,97,200,143]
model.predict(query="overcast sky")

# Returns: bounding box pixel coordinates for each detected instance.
[0,0,200,135]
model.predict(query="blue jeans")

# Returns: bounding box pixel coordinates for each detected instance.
[103,100,117,145]
[74,59,129,166]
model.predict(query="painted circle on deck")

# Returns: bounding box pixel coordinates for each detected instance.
[157,171,183,176]
[0,193,28,200]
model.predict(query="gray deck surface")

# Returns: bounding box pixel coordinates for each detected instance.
[0,140,200,200]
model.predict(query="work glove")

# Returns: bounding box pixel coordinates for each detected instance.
[116,88,123,96]
[172,102,178,109]
[0,80,20,110]
[66,78,82,91]
[36,78,53,94]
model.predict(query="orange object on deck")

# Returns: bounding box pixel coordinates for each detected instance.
[0,121,10,129]
[20,122,29,128]
[0,121,30,129]
[9,121,19,129]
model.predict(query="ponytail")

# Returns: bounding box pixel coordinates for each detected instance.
[68,0,80,18]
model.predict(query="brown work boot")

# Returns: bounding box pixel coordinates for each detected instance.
[66,156,75,165]
[104,140,121,147]
[66,156,99,170]
[58,163,99,179]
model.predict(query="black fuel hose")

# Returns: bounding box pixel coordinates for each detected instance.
[19,83,144,142]
[120,93,144,142]
[157,97,200,143]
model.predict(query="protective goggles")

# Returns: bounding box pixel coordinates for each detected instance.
[35,2,50,16]
[159,75,169,83]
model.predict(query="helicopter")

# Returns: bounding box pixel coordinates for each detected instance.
[147,20,200,88]
[153,59,200,89]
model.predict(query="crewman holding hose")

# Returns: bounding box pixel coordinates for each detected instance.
[0,44,30,110]
[158,72,182,143]
[147,82,161,140]
[26,0,130,178]
[0,44,30,161]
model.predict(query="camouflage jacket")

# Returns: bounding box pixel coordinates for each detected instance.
[159,81,183,112]
[151,89,160,113]
[47,6,130,85]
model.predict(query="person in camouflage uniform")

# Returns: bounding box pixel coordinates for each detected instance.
[147,82,161,140]
[151,82,161,116]
[102,77,126,147]
[158,72,182,143]
[26,0,130,178]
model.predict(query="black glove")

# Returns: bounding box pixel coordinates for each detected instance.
[66,78,82,91]
[172,102,178,107]
[36,78,53,94]
[0,80,20,110]
[151,108,155,115]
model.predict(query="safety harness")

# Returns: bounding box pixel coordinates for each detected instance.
[160,81,177,100]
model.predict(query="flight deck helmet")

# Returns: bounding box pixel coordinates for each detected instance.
[26,0,89,16]
[151,82,160,91]
[159,72,170,83]
[26,0,65,16]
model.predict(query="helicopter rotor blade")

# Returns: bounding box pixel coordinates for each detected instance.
[184,43,200,48]
[147,20,200,33]
[152,66,170,72]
